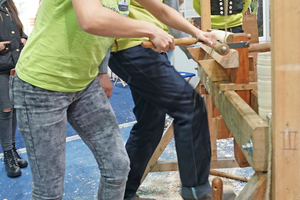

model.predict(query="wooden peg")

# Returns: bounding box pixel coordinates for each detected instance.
[212,177,223,200]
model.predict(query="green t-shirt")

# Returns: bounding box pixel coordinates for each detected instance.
[16,0,129,92]
[111,0,164,52]
[193,0,251,29]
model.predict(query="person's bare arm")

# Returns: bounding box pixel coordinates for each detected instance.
[137,0,217,46]
[97,73,113,99]
[71,0,175,52]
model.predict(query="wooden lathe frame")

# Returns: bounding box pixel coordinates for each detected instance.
[141,0,300,199]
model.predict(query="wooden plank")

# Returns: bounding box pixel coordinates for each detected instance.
[188,45,239,69]
[219,82,257,91]
[248,56,255,82]
[206,96,218,161]
[200,0,211,31]
[151,160,178,172]
[150,158,239,172]
[242,14,259,44]
[216,117,232,139]
[199,43,239,68]
[234,139,250,168]
[210,157,239,169]
[235,172,267,200]
[198,59,230,82]
[195,81,209,95]
[249,52,258,82]
[198,66,269,171]
[188,47,212,63]
[250,88,258,114]
[230,33,250,84]
[231,34,251,168]
[271,0,300,198]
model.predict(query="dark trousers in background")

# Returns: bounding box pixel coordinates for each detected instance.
[219,25,244,33]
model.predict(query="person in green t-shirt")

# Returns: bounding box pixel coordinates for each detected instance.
[12,0,216,199]
[193,0,251,33]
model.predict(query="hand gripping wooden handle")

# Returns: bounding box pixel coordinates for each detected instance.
[141,37,229,55]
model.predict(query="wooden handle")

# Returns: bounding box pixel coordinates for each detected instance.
[212,177,223,200]
[141,37,198,48]
[141,37,229,55]
[248,42,271,53]
[214,42,230,55]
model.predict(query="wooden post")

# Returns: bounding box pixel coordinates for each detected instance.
[212,177,223,200]
[271,0,300,199]
[200,0,211,31]
[231,33,251,168]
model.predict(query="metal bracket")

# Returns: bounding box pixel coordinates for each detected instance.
[242,140,253,155]
[226,41,250,49]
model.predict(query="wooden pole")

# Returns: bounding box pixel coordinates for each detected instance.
[271,0,300,199]
[210,169,250,182]
[200,0,211,31]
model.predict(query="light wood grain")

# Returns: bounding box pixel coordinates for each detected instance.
[271,0,300,199]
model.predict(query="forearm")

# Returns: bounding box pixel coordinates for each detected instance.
[138,0,201,39]
[72,0,159,39]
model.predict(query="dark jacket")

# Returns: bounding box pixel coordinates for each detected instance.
[0,0,27,73]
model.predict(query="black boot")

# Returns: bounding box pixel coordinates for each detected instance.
[12,143,28,168]
[4,149,22,178]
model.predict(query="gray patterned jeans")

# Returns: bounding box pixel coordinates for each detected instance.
[13,74,130,200]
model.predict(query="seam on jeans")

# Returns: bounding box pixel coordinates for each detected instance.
[20,76,45,186]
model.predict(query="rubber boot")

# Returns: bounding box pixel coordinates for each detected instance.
[12,143,28,168]
[4,149,21,178]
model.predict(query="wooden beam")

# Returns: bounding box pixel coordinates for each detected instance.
[188,47,212,63]
[150,157,239,172]
[271,0,300,198]
[204,94,218,161]
[230,34,251,168]
[219,82,257,91]
[210,157,239,169]
[198,59,230,82]
[198,66,269,171]
[188,45,239,69]
[200,0,211,31]
[235,172,267,200]
[199,44,239,68]
[215,117,232,139]
[250,88,258,114]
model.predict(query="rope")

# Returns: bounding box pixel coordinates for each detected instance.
[265,113,272,200]
[224,0,228,40]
